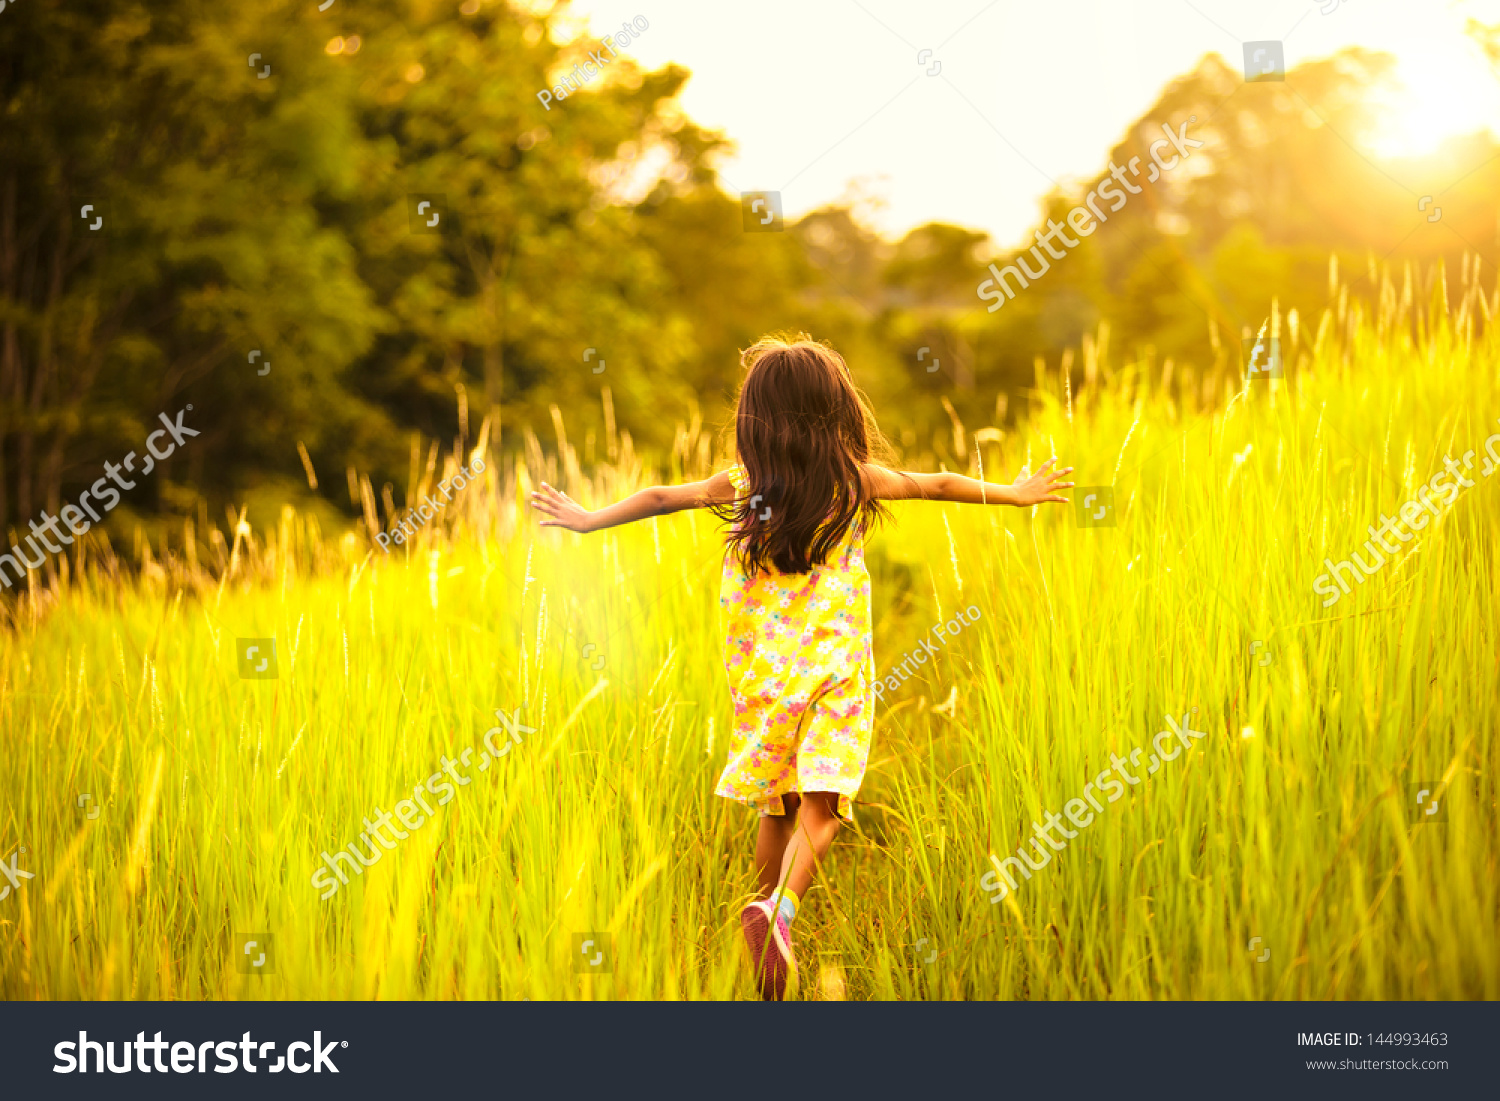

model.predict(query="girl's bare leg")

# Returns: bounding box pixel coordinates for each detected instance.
[774,791,841,900]
[754,793,800,899]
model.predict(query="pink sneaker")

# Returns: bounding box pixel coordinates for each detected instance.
[740,900,795,1001]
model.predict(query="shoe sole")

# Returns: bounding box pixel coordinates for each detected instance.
[740,903,791,1001]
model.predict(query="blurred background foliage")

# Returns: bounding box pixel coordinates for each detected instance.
[3,0,1499,540]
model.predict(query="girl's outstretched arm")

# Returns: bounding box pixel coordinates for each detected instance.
[530,472,736,533]
[862,458,1074,507]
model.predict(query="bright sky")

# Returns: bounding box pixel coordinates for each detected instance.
[550,0,1500,248]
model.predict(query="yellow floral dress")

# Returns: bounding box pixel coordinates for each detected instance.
[714,466,875,821]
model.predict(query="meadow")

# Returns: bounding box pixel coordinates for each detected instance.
[2,261,1497,1001]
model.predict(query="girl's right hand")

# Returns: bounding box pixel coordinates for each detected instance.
[530,483,595,532]
[1010,458,1075,506]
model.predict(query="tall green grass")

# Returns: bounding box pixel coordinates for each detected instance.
[2,261,1497,999]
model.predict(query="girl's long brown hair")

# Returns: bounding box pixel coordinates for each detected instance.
[714,334,892,576]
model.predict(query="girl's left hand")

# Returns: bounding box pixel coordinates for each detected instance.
[530,483,594,532]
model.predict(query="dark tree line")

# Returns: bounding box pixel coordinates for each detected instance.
[2,1,1496,537]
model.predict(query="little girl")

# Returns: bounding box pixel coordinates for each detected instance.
[530,334,1072,999]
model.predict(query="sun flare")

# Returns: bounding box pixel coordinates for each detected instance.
[1365,45,1500,160]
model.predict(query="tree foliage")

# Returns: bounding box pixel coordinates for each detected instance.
[2,2,1496,533]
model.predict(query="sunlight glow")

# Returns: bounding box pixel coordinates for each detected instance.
[1365,45,1500,159]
